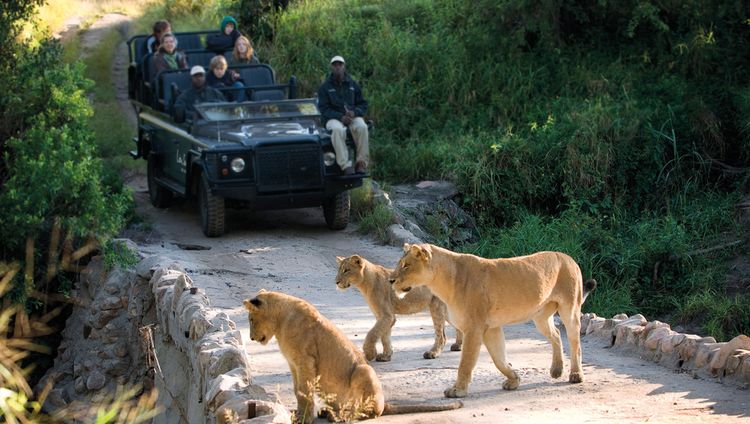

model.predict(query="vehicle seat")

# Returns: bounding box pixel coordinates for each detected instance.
[176,33,202,51]
[158,69,193,112]
[233,64,275,88]
[185,50,219,69]
[251,89,286,101]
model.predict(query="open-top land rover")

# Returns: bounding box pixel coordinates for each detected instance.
[127,31,366,236]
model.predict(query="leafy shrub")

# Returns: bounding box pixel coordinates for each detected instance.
[0,39,130,302]
[217,0,750,337]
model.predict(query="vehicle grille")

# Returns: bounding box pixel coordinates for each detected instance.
[256,144,323,193]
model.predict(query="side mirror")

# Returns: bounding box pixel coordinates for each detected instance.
[174,105,186,124]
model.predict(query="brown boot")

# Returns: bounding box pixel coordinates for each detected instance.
[355,161,367,174]
[342,166,355,175]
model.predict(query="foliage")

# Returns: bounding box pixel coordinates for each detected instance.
[466,190,743,338]
[102,240,140,271]
[241,0,750,340]
[0,12,130,303]
[351,180,396,243]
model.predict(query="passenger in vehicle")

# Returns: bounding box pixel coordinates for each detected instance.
[206,16,242,53]
[206,55,247,102]
[231,35,260,65]
[142,20,171,58]
[152,32,188,76]
[317,55,370,175]
[174,66,226,118]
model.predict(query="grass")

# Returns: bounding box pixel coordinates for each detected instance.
[351,179,397,243]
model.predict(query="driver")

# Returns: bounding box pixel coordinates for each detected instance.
[173,65,226,117]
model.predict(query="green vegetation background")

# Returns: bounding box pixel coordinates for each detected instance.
[116,0,750,340]
[2,0,749,344]
[249,0,750,340]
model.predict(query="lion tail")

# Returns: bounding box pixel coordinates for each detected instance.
[383,400,463,415]
[582,278,597,304]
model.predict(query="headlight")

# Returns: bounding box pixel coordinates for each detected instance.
[323,152,336,167]
[230,157,245,173]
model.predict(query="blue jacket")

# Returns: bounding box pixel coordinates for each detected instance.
[317,73,368,124]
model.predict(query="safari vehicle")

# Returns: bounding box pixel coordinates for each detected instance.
[126,31,366,237]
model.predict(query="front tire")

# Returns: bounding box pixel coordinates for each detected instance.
[147,154,173,208]
[323,191,350,230]
[199,175,225,237]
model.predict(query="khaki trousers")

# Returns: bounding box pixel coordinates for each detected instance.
[326,117,369,170]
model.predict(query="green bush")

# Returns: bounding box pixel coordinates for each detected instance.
[0,40,130,302]
[208,0,750,338]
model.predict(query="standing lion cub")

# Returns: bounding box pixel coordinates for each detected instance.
[335,255,462,361]
[243,290,463,423]
[390,243,597,398]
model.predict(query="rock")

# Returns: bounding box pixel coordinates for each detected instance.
[387,223,423,245]
[644,327,673,350]
[74,377,86,394]
[216,398,289,424]
[724,350,750,377]
[585,317,607,335]
[86,371,107,391]
[99,296,123,310]
[44,388,68,410]
[205,368,253,410]
[694,343,722,369]
[171,273,193,312]
[136,255,172,279]
[208,349,250,379]
[114,343,129,358]
[710,335,750,374]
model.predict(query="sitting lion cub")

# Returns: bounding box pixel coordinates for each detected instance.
[243,290,463,423]
[389,243,597,398]
[336,255,462,361]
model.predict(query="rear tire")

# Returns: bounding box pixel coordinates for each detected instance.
[147,154,173,208]
[323,191,350,230]
[199,175,225,237]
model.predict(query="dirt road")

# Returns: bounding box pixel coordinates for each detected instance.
[126,178,749,423]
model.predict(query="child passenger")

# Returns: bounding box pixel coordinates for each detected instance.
[206,16,242,53]
[231,35,260,65]
[206,55,246,102]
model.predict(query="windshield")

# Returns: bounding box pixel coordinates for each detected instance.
[194,99,320,122]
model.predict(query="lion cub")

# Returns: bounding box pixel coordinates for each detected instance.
[243,290,463,423]
[336,255,462,362]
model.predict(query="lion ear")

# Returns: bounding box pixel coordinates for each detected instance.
[402,243,411,253]
[351,254,362,265]
[411,244,432,261]
[336,256,344,264]
[243,298,261,311]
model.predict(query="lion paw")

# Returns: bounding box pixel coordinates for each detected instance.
[450,343,462,351]
[444,386,468,398]
[363,346,377,361]
[550,363,563,379]
[375,353,392,362]
[569,372,583,383]
[423,350,441,359]
[502,377,520,390]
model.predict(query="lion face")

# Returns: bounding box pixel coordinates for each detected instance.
[389,244,433,298]
[335,255,365,290]
[243,292,275,345]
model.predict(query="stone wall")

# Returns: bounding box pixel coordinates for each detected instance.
[38,241,290,423]
[582,313,750,388]
[138,255,290,423]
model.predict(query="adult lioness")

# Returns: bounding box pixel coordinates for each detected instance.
[335,255,462,361]
[243,290,463,423]
[389,243,597,398]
